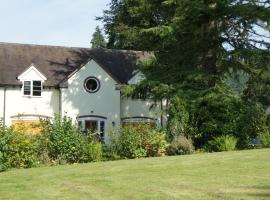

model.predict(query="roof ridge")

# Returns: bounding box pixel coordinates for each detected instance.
[0,41,91,50]
[0,42,147,54]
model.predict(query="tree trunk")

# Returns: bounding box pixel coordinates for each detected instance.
[202,2,218,87]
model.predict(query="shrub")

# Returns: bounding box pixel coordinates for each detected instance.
[146,129,168,157]
[0,124,11,172]
[167,96,190,140]
[205,135,237,152]
[46,115,85,164]
[166,135,194,155]
[237,102,268,149]
[83,142,103,162]
[0,122,40,171]
[7,130,39,168]
[102,145,121,161]
[191,90,241,148]
[36,120,51,165]
[109,124,168,159]
[259,132,270,148]
[110,125,146,158]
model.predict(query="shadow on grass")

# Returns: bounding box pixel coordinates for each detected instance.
[234,185,270,199]
[247,186,270,198]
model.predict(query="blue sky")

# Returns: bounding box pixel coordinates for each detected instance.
[0,0,111,47]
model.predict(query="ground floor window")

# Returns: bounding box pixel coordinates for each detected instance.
[77,115,106,141]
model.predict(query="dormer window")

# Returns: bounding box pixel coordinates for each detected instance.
[23,80,42,97]
[18,64,47,97]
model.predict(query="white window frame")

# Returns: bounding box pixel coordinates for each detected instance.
[22,80,43,97]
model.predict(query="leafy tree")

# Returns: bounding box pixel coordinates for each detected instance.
[91,26,106,48]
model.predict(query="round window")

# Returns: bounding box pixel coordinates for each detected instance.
[84,77,100,93]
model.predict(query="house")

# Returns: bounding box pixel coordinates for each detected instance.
[0,42,163,142]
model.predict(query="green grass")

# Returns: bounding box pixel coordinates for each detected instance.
[0,149,270,200]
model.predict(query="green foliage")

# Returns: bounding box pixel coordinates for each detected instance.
[100,0,270,89]
[110,126,146,158]
[7,131,39,169]
[223,70,250,96]
[0,123,11,172]
[83,142,103,162]
[100,0,270,152]
[205,135,237,152]
[237,101,268,148]
[109,125,168,159]
[45,115,85,164]
[35,119,52,165]
[0,116,106,171]
[259,132,270,148]
[191,90,241,147]
[91,26,106,48]
[0,122,40,170]
[167,96,190,140]
[166,135,194,155]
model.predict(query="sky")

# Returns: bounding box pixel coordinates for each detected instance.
[0,0,111,48]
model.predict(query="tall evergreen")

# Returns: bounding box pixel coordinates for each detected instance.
[99,0,270,97]
[99,1,270,145]
[91,26,106,48]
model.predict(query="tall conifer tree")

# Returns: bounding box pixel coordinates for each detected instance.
[91,26,106,48]
[99,0,270,97]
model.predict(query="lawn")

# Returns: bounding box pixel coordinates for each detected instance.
[0,149,269,200]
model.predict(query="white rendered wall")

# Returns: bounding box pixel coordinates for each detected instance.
[120,97,163,125]
[0,88,4,121]
[4,88,59,126]
[61,60,121,142]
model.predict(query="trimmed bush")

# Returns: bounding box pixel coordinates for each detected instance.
[205,135,237,152]
[109,124,168,159]
[166,135,194,155]
[259,132,270,148]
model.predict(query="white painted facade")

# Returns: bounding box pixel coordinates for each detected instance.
[3,88,59,126]
[0,60,162,141]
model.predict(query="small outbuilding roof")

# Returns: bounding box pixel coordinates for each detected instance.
[0,42,151,87]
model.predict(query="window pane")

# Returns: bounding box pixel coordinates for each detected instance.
[33,81,41,86]
[85,120,97,133]
[33,81,42,96]
[24,90,31,95]
[24,86,31,90]
[24,81,31,95]
[100,121,105,141]
[33,86,41,90]
[33,91,41,96]
[24,81,31,86]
